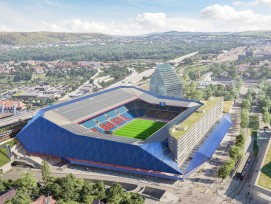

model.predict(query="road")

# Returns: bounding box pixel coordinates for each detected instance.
[167,51,199,64]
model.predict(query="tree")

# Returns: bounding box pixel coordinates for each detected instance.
[236,134,245,147]
[56,174,84,202]
[263,109,271,125]
[107,195,122,204]
[241,99,251,109]
[92,181,106,200]
[218,159,235,179]
[229,146,243,162]
[109,183,123,198]
[80,181,94,203]
[240,109,249,128]
[183,58,193,65]
[57,200,80,204]
[41,160,52,184]
[82,195,95,204]
[7,191,32,204]
[14,171,39,196]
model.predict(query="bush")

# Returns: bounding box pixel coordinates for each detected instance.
[218,159,236,179]
[229,146,243,162]
[235,134,245,147]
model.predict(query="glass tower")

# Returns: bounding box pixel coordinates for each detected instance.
[150,63,183,98]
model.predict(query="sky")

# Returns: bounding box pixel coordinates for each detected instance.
[0,0,271,35]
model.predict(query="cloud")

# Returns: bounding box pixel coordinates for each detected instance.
[40,13,212,35]
[0,24,11,31]
[201,4,271,31]
[39,7,271,35]
[255,0,271,7]
[232,0,271,7]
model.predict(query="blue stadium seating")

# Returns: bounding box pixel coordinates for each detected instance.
[95,115,108,123]
[106,110,118,118]
[116,106,128,114]
[121,112,134,120]
[82,119,96,129]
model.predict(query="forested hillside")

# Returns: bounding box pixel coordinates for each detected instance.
[0,32,109,45]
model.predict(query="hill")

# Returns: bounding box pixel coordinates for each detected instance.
[0,32,110,45]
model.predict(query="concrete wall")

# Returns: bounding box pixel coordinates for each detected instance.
[0,161,12,173]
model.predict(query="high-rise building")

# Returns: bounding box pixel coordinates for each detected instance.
[150,63,183,98]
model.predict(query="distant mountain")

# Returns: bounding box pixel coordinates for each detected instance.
[0,32,110,45]
[0,30,270,46]
[238,31,271,38]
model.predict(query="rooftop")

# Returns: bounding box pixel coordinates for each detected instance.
[45,86,200,122]
[170,97,222,140]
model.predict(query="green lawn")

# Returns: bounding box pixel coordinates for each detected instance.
[31,73,46,80]
[113,119,166,140]
[0,138,18,167]
[258,141,271,190]
[0,75,14,83]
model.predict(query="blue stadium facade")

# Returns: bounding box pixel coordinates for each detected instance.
[17,86,232,180]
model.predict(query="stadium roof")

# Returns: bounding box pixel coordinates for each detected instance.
[170,97,222,140]
[43,86,200,123]
[39,86,201,144]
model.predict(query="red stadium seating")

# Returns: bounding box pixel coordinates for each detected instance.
[120,115,129,121]
[111,116,125,125]
[91,128,99,132]
[99,124,110,131]
[105,122,116,129]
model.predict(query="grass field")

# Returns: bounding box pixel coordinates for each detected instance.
[0,138,18,167]
[258,143,271,190]
[31,73,46,80]
[113,119,166,140]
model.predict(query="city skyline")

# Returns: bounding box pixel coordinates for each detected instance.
[0,0,271,35]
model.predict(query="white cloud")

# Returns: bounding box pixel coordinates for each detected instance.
[0,24,11,31]
[39,7,271,35]
[255,0,271,7]
[201,4,271,31]
[232,0,271,7]
[40,13,213,35]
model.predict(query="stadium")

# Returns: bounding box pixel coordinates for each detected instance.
[17,85,232,180]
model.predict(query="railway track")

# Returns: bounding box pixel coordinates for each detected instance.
[220,158,256,203]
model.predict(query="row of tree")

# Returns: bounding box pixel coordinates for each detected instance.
[218,133,245,179]
[182,75,241,101]
[240,90,254,128]
[0,161,144,204]
[258,79,271,125]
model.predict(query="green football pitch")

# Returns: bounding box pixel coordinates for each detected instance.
[113,118,166,140]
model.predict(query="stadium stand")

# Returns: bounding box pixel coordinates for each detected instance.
[110,116,126,126]
[80,99,185,131]
[99,123,111,131]
[106,110,118,118]
[81,119,96,129]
